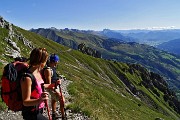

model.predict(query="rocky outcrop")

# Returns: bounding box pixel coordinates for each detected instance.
[4,37,20,52]
[15,33,34,49]
[108,62,180,114]
[78,43,102,58]
[0,16,34,58]
[129,63,180,114]
[109,62,165,113]
[4,46,21,58]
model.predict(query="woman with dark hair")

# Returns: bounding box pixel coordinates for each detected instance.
[21,48,49,120]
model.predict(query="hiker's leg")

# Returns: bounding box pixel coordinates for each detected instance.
[36,113,48,120]
[22,114,36,120]
[51,99,57,120]
[52,99,57,113]
[22,110,36,120]
[22,110,48,120]
[59,95,66,118]
[36,108,48,120]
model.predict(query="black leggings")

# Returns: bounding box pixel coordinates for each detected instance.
[22,109,48,120]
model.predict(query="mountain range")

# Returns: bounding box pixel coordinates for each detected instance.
[30,28,180,91]
[98,29,180,55]
[0,16,180,119]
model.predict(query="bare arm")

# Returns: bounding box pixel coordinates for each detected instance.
[43,68,62,90]
[44,83,55,89]
[21,77,48,106]
[44,69,52,84]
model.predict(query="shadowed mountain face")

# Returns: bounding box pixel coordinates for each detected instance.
[30,28,180,91]
[0,17,180,119]
[157,38,180,55]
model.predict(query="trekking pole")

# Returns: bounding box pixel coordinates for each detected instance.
[59,83,66,119]
[41,83,52,120]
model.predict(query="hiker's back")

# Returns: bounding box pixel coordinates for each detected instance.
[51,67,59,83]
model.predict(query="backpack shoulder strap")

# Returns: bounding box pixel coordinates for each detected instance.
[22,73,36,90]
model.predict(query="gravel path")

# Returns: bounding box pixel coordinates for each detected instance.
[0,78,90,120]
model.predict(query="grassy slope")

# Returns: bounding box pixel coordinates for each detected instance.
[0,27,179,119]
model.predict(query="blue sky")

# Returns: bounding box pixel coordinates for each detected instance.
[1,0,180,30]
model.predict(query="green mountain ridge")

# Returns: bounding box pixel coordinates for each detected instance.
[30,28,180,91]
[0,17,180,120]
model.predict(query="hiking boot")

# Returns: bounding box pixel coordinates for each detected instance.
[52,113,56,120]
[52,112,61,120]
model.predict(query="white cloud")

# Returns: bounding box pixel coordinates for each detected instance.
[146,26,175,30]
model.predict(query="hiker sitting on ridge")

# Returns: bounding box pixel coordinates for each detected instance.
[42,54,65,119]
[21,48,49,120]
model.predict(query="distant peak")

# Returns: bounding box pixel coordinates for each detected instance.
[49,27,57,30]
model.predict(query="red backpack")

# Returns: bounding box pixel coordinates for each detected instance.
[1,61,35,111]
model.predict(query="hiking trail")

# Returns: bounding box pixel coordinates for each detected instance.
[0,78,90,120]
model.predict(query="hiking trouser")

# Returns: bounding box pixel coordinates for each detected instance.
[22,108,48,120]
